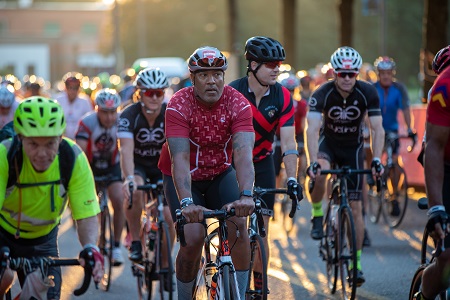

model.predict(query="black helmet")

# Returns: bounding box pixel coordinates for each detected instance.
[244,36,286,62]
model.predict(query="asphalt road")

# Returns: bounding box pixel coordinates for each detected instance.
[9,188,428,299]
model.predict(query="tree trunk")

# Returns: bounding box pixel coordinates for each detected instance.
[339,0,354,46]
[282,0,297,68]
[421,0,448,102]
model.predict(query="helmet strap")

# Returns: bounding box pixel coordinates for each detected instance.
[140,102,155,114]
[248,62,268,87]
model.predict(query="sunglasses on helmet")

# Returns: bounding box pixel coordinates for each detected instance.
[263,61,283,69]
[335,71,358,79]
[141,89,164,98]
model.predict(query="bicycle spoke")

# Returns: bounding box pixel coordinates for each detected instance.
[382,167,409,228]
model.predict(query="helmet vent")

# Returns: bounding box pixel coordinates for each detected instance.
[39,107,44,118]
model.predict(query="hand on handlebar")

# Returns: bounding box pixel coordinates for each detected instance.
[287,178,303,202]
[79,245,104,286]
[122,178,136,201]
[225,198,254,217]
[306,162,321,179]
[180,203,207,223]
[426,207,449,242]
[371,158,384,177]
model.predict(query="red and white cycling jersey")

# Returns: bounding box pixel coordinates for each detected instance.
[158,85,254,181]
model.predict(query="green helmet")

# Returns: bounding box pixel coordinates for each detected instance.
[14,96,66,137]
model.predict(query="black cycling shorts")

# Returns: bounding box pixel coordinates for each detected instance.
[134,163,168,206]
[318,137,365,201]
[92,163,122,186]
[163,167,240,222]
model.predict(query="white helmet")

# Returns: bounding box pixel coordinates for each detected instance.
[330,46,362,71]
[0,85,15,108]
[134,68,169,89]
[95,88,121,111]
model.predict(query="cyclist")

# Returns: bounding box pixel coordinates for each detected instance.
[414,45,450,300]
[75,88,125,266]
[0,84,20,129]
[228,37,302,294]
[54,72,93,140]
[0,97,103,299]
[373,56,417,215]
[158,46,255,300]
[118,67,175,287]
[305,46,385,285]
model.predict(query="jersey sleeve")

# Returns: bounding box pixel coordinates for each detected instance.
[75,118,91,140]
[117,106,135,139]
[308,85,326,113]
[365,84,382,117]
[427,81,450,127]
[231,92,254,134]
[397,82,411,109]
[67,149,100,220]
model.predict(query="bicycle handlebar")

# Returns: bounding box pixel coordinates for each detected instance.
[386,132,417,153]
[253,186,299,219]
[417,197,447,256]
[0,246,92,296]
[308,167,375,193]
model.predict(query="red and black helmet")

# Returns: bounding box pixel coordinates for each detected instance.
[188,47,228,73]
[432,45,450,75]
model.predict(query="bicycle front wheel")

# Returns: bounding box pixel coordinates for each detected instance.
[135,264,151,300]
[222,264,232,300]
[338,207,357,300]
[246,234,268,300]
[321,205,338,294]
[100,205,113,291]
[157,221,174,300]
[382,166,409,228]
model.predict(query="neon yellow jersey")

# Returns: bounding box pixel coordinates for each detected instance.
[0,138,100,239]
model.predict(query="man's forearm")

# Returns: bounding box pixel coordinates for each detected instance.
[76,216,99,246]
[425,143,444,207]
[371,127,385,158]
[233,132,255,191]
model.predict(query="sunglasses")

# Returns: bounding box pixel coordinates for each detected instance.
[335,72,358,79]
[195,57,226,68]
[263,61,283,69]
[141,89,164,98]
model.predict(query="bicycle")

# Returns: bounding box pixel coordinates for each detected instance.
[310,166,372,300]
[128,180,174,300]
[177,203,264,300]
[409,197,450,300]
[367,131,416,228]
[0,246,95,300]
[94,174,115,291]
[246,187,300,299]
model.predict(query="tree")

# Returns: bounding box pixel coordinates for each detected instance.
[282,0,297,67]
[339,0,354,46]
[421,0,448,102]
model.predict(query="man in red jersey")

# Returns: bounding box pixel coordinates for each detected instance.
[158,46,255,299]
[415,45,450,300]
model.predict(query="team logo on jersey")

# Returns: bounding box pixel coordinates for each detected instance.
[268,109,276,117]
[118,118,130,128]
[328,106,361,121]
[136,127,165,144]
[95,133,114,152]
[309,97,317,106]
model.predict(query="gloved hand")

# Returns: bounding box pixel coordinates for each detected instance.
[79,245,104,284]
[426,206,449,237]
[306,162,321,178]
[371,158,384,176]
[287,177,303,201]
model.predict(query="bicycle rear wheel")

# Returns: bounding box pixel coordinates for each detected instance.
[281,195,295,233]
[134,264,151,300]
[321,204,338,294]
[246,234,268,300]
[157,221,174,300]
[409,264,425,300]
[100,205,113,291]
[338,207,357,300]
[366,183,382,224]
[382,166,409,228]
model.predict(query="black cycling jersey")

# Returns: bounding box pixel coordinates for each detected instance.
[117,102,166,169]
[228,78,294,162]
[309,80,381,146]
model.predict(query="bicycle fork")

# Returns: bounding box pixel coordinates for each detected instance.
[215,256,241,300]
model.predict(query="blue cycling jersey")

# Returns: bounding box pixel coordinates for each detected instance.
[373,81,410,131]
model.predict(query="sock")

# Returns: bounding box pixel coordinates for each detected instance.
[236,270,249,300]
[356,249,362,270]
[312,202,324,217]
[176,277,196,300]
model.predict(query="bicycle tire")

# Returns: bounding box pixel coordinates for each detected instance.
[100,205,113,291]
[246,234,268,300]
[222,264,232,300]
[322,201,338,294]
[366,183,382,224]
[409,264,425,300]
[281,195,295,233]
[157,221,174,300]
[136,266,151,300]
[339,206,357,300]
[382,166,409,228]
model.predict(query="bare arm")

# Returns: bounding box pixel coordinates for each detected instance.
[76,216,99,246]
[280,126,298,179]
[168,137,192,200]
[402,107,413,129]
[232,131,255,192]
[118,137,135,178]
[425,122,450,208]
[305,112,322,165]
[368,115,385,159]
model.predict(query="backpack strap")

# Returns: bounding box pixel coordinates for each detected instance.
[6,135,22,188]
[58,139,76,191]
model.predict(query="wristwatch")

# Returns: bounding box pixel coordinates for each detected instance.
[240,190,253,198]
